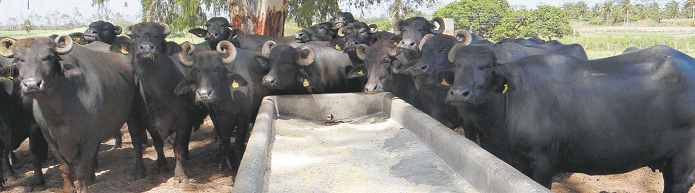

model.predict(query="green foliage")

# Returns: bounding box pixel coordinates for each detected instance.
[288,0,340,28]
[360,17,393,32]
[23,19,34,33]
[433,0,509,38]
[491,5,573,41]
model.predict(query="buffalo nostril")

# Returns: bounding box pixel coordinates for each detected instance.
[462,90,470,97]
[409,42,415,47]
[22,79,41,89]
[138,45,146,51]
[417,65,427,71]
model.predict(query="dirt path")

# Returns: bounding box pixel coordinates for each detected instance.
[3,118,236,193]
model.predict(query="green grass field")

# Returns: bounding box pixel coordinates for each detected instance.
[3,22,694,59]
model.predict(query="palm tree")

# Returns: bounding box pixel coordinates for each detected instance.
[621,0,633,24]
[685,0,695,18]
[666,1,679,19]
[601,1,614,22]
[577,1,589,21]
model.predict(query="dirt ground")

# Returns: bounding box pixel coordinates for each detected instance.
[3,118,236,193]
[0,120,692,193]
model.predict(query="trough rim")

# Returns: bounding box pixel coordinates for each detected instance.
[232,93,549,193]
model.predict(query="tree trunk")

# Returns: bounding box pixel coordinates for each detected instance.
[228,0,287,37]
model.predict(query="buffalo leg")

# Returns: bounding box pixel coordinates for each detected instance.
[126,117,147,180]
[172,125,193,183]
[26,125,47,191]
[113,131,122,149]
[147,128,168,173]
[2,147,14,182]
[211,114,234,171]
[0,143,5,191]
[528,156,553,189]
[662,145,695,193]
[59,164,75,193]
[74,142,98,193]
[232,116,250,171]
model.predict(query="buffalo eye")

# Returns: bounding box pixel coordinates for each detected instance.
[452,62,459,68]
[382,57,391,64]
[132,35,140,39]
[479,65,492,70]
[442,48,450,53]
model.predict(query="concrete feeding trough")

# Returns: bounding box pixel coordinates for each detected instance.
[233,92,549,193]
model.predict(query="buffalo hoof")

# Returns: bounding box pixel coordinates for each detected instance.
[167,176,189,186]
[24,184,46,192]
[156,166,169,174]
[5,174,16,182]
[129,171,146,181]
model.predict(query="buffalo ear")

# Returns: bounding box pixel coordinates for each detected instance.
[254,56,271,70]
[189,28,207,38]
[346,64,366,79]
[492,66,515,94]
[174,75,196,96]
[109,38,132,55]
[0,64,17,95]
[226,73,248,88]
[229,29,244,39]
[296,69,315,92]
[68,32,88,45]
[60,61,83,78]
[165,41,183,56]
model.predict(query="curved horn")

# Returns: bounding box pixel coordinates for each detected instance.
[448,43,464,63]
[54,35,74,54]
[159,23,172,35]
[455,30,472,46]
[419,34,434,51]
[178,42,195,67]
[337,27,346,37]
[430,17,445,34]
[217,40,237,64]
[0,38,16,58]
[125,25,134,36]
[356,44,367,60]
[392,20,403,36]
[368,24,378,34]
[261,40,276,58]
[113,26,122,35]
[296,47,315,66]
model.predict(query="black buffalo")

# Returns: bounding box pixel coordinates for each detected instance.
[122,22,207,182]
[330,12,356,30]
[231,35,300,51]
[338,22,399,50]
[446,45,695,192]
[69,20,126,45]
[188,17,244,50]
[393,17,444,59]
[0,54,48,191]
[175,40,269,171]
[346,40,422,110]
[0,36,137,192]
[255,40,356,94]
[295,22,336,43]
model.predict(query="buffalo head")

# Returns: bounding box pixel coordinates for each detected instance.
[254,41,315,90]
[295,22,335,43]
[175,40,245,103]
[0,36,82,98]
[393,17,444,59]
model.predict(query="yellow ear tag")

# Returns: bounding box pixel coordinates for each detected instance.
[120,46,129,55]
[357,70,364,76]
[74,37,81,42]
[335,44,341,50]
[440,79,449,87]
[232,80,239,88]
[502,84,508,94]
[303,79,309,87]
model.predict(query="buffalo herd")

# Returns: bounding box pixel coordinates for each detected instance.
[0,11,692,193]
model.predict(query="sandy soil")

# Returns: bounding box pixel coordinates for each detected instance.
[2,117,236,193]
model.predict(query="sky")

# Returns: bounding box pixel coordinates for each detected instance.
[0,0,607,23]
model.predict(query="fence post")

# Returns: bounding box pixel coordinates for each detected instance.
[608,43,610,52]
[675,39,678,50]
